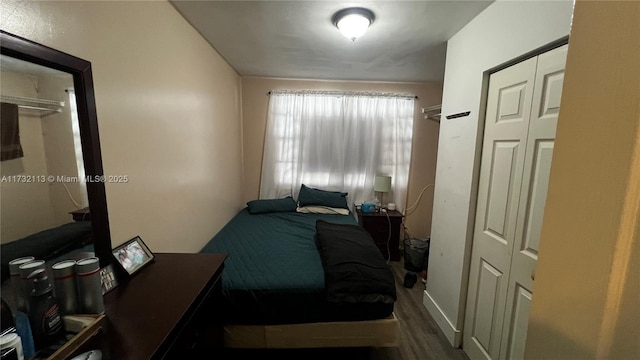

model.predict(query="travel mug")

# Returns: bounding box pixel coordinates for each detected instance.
[17,260,45,313]
[51,260,78,315]
[75,258,104,314]
[7,257,34,313]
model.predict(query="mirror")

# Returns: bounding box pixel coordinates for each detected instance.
[0,31,111,282]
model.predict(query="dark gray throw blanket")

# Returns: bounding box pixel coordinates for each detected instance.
[315,220,397,305]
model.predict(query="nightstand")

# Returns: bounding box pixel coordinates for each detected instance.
[69,207,90,221]
[356,209,403,261]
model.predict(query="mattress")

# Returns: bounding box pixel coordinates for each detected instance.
[200,208,394,325]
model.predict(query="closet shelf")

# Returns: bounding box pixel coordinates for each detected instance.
[0,94,65,116]
[421,104,441,122]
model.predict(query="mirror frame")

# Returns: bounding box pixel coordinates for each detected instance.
[1,30,112,267]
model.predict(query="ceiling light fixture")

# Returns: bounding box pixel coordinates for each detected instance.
[332,7,375,42]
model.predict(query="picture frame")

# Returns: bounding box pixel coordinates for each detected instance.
[100,264,119,294]
[111,236,155,276]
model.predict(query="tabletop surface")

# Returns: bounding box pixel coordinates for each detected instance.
[102,252,226,359]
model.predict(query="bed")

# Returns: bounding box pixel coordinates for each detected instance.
[200,191,399,349]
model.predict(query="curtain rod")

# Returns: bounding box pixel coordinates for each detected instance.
[267,90,418,100]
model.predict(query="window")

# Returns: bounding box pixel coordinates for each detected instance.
[260,90,414,211]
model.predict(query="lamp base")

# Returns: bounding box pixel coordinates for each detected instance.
[375,192,384,211]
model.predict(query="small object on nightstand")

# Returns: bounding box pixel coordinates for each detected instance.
[374,175,392,210]
[361,202,376,213]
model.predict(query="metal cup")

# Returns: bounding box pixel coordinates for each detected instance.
[75,257,104,314]
[8,257,35,312]
[52,260,78,315]
[17,260,45,313]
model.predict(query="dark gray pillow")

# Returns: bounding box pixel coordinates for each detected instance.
[246,196,297,214]
[298,184,348,209]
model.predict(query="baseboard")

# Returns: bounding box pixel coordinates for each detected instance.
[422,290,462,347]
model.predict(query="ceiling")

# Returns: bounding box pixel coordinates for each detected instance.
[170,1,493,82]
[0,55,71,79]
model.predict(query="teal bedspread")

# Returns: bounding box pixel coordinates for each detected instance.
[201,208,393,325]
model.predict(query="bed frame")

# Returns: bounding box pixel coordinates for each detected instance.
[203,208,400,349]
[224,313,399,349]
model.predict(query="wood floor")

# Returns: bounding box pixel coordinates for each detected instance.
[221,257,469,360]
[381,259,469,360]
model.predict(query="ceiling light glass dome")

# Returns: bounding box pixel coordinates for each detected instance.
[332,8,375,42]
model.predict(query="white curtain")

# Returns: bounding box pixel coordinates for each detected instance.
[67,89,89,207]
[260,90,414,212]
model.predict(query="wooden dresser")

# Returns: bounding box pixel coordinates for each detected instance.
[61,253,227,359]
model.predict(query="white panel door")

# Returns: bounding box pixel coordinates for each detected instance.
[499,45,567,360]
[464,45,567,360]
[463,56,538,360]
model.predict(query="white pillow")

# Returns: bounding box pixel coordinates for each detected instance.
[296,205,350,216]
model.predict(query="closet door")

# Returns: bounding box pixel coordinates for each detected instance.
[463,56,538,360]
[499,45,567,360]
[464,45,567,360]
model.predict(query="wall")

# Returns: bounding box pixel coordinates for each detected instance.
[525,1,639,358]
[242,77,442,239]
[424,0,574,346]
[0,71,56,242]
[1,0,244,252]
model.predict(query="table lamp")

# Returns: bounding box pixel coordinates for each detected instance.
[374,175,392,210]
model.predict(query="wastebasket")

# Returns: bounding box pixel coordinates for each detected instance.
[403,238,430,272]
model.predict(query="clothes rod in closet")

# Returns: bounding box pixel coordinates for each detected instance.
[0,94,65,116]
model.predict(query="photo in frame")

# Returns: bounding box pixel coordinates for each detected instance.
[100,264,118,294]
[112,236,155,276]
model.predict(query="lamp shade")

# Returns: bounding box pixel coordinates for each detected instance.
[374,175,392,193]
